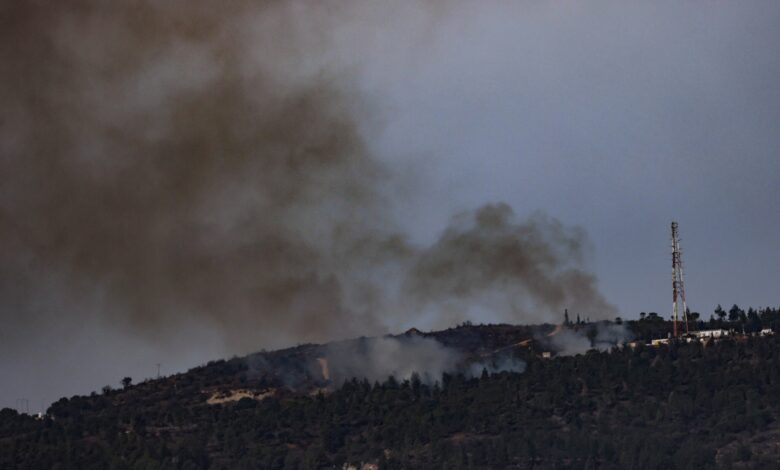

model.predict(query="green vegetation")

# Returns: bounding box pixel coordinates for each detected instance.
[2,307,780,469]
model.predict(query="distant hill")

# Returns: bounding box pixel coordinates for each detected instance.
[2,318,780,469]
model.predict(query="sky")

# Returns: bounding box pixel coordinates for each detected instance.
[1,1,779,410]
[364,2,780,318]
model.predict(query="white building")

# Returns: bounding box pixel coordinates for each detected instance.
[693,329,730,339]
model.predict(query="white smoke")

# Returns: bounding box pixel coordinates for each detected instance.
[322,334,526,385]
[547,322,633,356]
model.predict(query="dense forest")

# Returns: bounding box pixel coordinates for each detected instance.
[2,305,780,469]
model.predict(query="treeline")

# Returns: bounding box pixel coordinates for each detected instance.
[628,305,780,342]
[3,336,780,469]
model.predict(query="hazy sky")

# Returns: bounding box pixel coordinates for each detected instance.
[365,1,780,318]
[1,1,779,410]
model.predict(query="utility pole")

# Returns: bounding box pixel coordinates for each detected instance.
[671,221,689,337]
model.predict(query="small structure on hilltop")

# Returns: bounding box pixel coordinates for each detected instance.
[693,329,730,339]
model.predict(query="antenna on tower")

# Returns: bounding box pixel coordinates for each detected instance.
[671,221,689,338]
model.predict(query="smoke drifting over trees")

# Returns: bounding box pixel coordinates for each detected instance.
[0,1,613,403]
[322,334,527,386]
[323,336,460,386]
[545,322,633,357]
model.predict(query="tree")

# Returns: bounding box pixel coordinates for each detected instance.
[121,377,132,389]
[647,312,660,322]
[564,309,571,326]
[410,373,421,397]
[729,305,744,323]
[714,304,726,321]
[746,308,761,333]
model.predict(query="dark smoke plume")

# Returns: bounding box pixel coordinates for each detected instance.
[404,204,615,324]
[1,1,390,353]
[0,1,613,404]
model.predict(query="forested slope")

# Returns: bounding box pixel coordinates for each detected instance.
[3,332,780,469]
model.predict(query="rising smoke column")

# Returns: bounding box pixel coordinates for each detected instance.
[405,204,616,325]
[0,0,614,371]
[0,1,392,354]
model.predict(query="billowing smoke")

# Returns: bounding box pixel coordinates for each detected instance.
[405,204,616,325]
[546,322,633,356]
[322,335,526,385]
[1,1,391,354]
[546,329,593,357]
[0,1,612,405]
[323,336,459,385]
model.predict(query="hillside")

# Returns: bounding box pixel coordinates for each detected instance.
[2,317,780,469]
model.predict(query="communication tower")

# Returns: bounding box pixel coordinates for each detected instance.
[671,221,688,337]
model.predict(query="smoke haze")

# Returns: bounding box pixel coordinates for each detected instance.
[323,334,527,385]
[546,323,634,357]
[323,336,459,386]
[2,1,614,408]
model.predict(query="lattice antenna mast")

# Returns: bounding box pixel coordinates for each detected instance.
[671,221,689,337]
[677,233,688,334]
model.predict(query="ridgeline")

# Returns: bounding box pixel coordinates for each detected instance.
[2,306,780,469]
